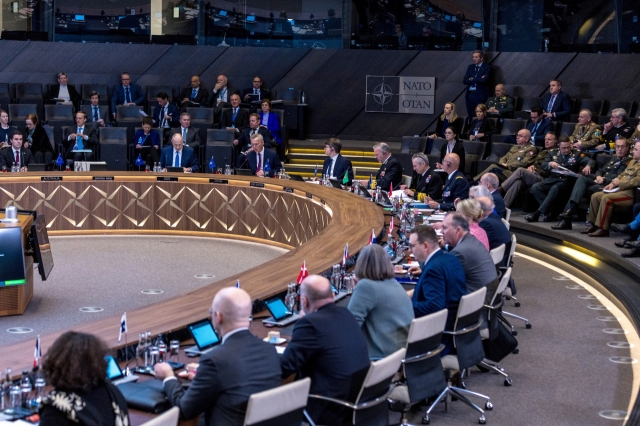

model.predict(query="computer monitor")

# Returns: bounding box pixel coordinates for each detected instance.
[218,10,227,17]
[246,15,256,23]
[444,15,451,21]
[74,14,85,21]
[31,214,54,281]
[473,22,482,28]
[0,227,27,287]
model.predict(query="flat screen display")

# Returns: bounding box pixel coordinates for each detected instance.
[31,214,54,281]
[264,298,291,320]
[187,319,220,350]
[105,355,124,380]
[246,15,256,23]
[0,227,26,287]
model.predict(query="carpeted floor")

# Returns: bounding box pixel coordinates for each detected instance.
[0,236,288,345]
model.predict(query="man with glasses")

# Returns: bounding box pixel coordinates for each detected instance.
[402,152,442,200]
[553,138,631,230]
[180,76,208,113]
[502,106,551,146]
[426,153,469,211]
[570,109,601,150]
[154,287,281,426]
[110,72,144,120]
[597,108,634,151]
[242,76,270,103]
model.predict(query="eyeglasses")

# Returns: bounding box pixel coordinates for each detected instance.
[208,307,215,316]
[253,80,261,83]
[121,78,131,81]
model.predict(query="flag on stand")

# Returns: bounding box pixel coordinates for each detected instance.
[368,228,377,245]
[389,217,394,233]
[33,335,41,368]
[236,279,241,288]
[209,156,216,173]
[342,243,349,266]
[367,174,372,189]
[389,182,393,195]
[342,170,350,185]
[296,260,309,284]
[118,312,127,343]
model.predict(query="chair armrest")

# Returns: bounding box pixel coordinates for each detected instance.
[403,344,444,364]
[442,320,482,336]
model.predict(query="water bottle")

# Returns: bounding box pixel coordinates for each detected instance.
[145,331,152,367]
[138,136,143,147]
[301,91,307,104]
[136,333,145,369]
[156,334,167,363]
[11,162,16,173]
[2,165,6,172]
[65,164,70,172]
[20,370,30,409]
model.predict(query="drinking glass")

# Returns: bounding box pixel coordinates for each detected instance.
[169,340,180,363]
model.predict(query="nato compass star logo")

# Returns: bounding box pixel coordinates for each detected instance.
[366,76,399,112]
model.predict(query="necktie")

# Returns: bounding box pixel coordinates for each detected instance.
[93,107,98,121]
[475,65,479,73]
[77,128,84,150]
[257,152,262,172]
[232,108,238,121]
[251,129,256,136]
[14,150,19,167]
[330,158,335,177]
[125,87,131,104]
[182,128,187,142]
[162,106,167,128]
[548,95,556,112]
[254,89,258,94]
[174,151,180,168]
[191,88,197,99]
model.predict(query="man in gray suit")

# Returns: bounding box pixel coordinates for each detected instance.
[154,288,281,426]
[442,212,498,304]
[170,112,202,150]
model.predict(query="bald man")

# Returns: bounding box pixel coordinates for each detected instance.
[179,75,209,112]
[426,153,469,211]
[281,275,370,425]
[155,288,280,426]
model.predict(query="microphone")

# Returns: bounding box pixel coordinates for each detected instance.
[236,154,250,172]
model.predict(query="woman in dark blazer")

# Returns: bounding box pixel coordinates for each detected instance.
[258,99,281,145]
[24,113,54,166]
[40,331,130,426]
[467,103,495,142]
[430,102,464,139]
[437,127,466,175]
[133,116,161,166]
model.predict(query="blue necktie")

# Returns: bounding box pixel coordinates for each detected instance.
[93,107,98,121]
[77,127,84,150]
[174,152,180,168]
[125,87,131,104]
[232,108,237,121]
[191,88,197,99]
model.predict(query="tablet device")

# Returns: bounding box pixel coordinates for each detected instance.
[235,168,253,176]
[185,318,221,355]
[288,174,304,181]
[106,355,139,385]
[328,178,343,189]
[262,297,300,326]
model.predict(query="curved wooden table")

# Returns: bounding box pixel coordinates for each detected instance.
[0,172,385,374]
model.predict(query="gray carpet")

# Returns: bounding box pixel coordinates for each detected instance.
[0,236,287,345]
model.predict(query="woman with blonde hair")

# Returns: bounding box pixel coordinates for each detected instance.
[430,102,464,139]
[456,198,490,250]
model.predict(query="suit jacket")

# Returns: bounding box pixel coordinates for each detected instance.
[492,191,506,219]
[410,168,443,200]
[63,123,99,158]
[179,85,209,108]
[468,118,495,142]
[440,169,469,211]
[163,330,281,426]
[242,87,270,102]
[153,103,180,129]
[526,119,553,146]
[412,249,467,355]
[237,127,272,153]
[434,116,464,139]
[159,145,199,172]
[25,125,54,155]
[110,83,145,114]
[170,127,202,149]
[133,129,161,149]
[46,84,81,106]
[210,85,240,108]
[0,147,33,169]
[259,111,280,143]
[540,90,571,122]
[322,154,354,185]
[220,108,250,131]
[280,303,371,425]
[479,212,511,251]
[376,155,403,191]
[82,105,110,126]
[450,233,497,294]
[440,141,466,177]
[463,62,491,100]
[244,148,281,177]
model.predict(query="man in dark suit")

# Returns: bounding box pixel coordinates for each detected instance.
[220,94,250,134]
[210,74,239,109]
[321,138,353,185]
[502,107,552,146]
[234,113,272,157]
[463,50,491,120]
[0,131,32,171]
[479,172,506,219]
[46,72,81,106]
[83,91,109,127]
[427,153,469,211]
[403,152,443,200]
[110,72,145,120]
[373,142,403,191]
[153,92,179,142]
[160,133,199,172]
[155,287,281,426]
[237,133,281,177]
[179,75,209,112]
[541,79,571,122]
[170,113,202,151]
[63,111,99,164]
[242,75,270,104]
[409,224,466,355]
[280,275,370,425]
[477,196,511,251]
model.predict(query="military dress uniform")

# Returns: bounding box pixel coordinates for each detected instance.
[438,169,469,211]
[474,145,539,181]
[528,148,594,217]
[587,159,640,231]
[409,168,443,200]
[500,149,552,208]
[486,96,514,118]
[569,122,602,150]
[600,124,634,148]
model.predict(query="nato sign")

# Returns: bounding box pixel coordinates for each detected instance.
[366,76,435,114]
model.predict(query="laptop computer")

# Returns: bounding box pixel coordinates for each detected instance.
[165,166,184,173]
[106,354,139,385]
[185,318,221,356]
[288,174,305,181]
[235,168,253,176]
[262,297,301,327]
[328,178,344,189]
[358,185,372,198]
[27,163,46,172]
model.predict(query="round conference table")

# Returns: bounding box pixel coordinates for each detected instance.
[0,171,385,375]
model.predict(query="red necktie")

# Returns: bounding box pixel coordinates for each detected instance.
[257,152,262,173]
[15,150,19,165]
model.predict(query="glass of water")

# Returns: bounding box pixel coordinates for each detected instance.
[149,346,159,366]
[169,340,180,363]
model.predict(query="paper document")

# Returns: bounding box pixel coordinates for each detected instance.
[603,187,620,193]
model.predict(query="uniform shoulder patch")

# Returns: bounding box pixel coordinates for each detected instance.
[455,176,464,179]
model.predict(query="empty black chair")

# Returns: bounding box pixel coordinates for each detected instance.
[579,99,604,117]
[81,84,109,106]
[99,127,128,171]
[15,83,44,118]
[605,101,635,117]
[401,136,428,154]
[559,122,577,137]
[206,129,235,171]
[0,83,11,111]
[518,97,541,112]
[9,104,37,126]
[491,118,525,142]
[462,140,486,177]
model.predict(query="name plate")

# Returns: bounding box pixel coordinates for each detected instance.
[157,176,178,182]
[250,182,265,188]
[41,176,62,182]
[283,187,294,194]
[93,176,114,181]
[210,179,228,184]
[306,192,313,199]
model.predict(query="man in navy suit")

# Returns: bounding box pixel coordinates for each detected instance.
[321,138,353,185]
[541,79,571,122]
[463,50,491,121]
[242,76,270,103]
[153,92,179,142]
[237,133,281,177]
[409,224,466,355]
[160,133,199,172]
[502,106,552,146]
[111,72,145,120]
[427,153,469,211]
[0,131,32,171]
[63,111,99,164]
[479,172,506,219]
[179,75,209,113]
[154,288,281,426]
[281,275,370,425]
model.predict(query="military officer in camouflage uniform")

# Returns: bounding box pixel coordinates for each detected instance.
[596,108,634,151]
[499,132,558,208]
[486,84,514,118]
[582,140,640,237]
[474,129,537,182]
[553,137,631,230]
[570,109,602,150]
[525,138,595,222]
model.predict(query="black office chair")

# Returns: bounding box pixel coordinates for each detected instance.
[475,143,514,177]
[400,136,428,154]
[579,99,604,117]
[491,119,525,143]
[605,101,635,117]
